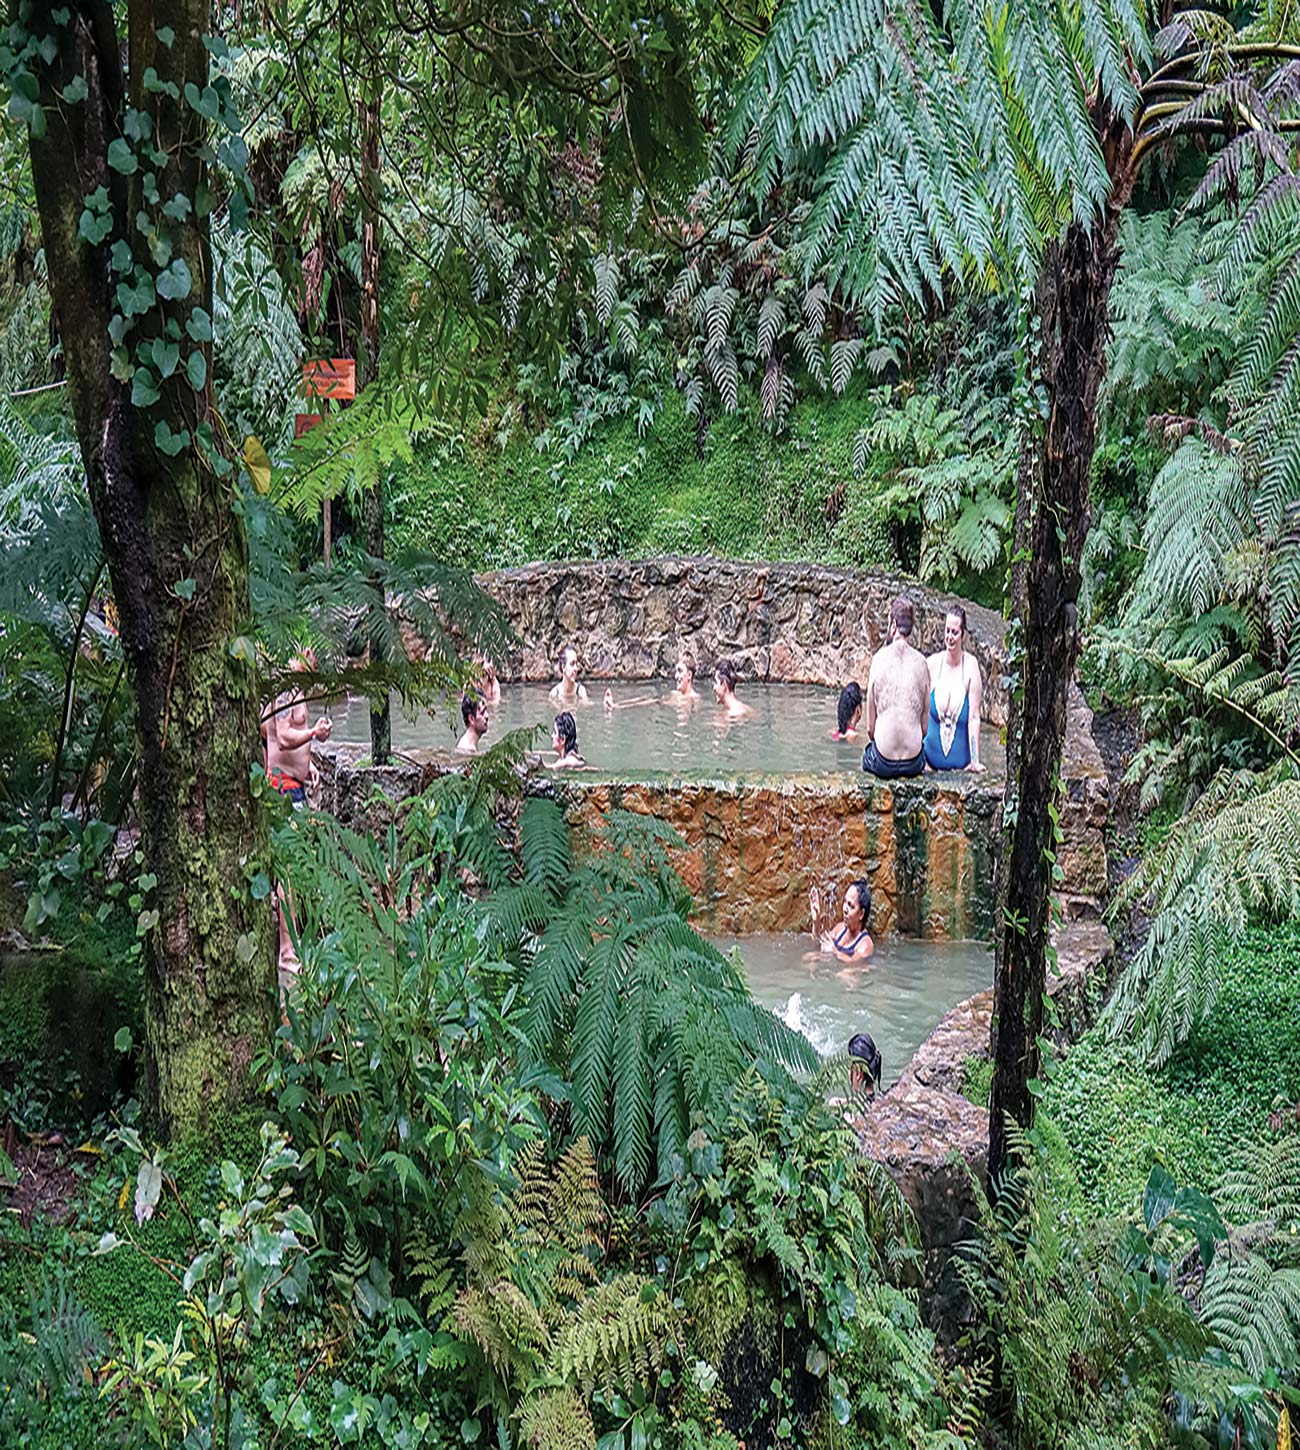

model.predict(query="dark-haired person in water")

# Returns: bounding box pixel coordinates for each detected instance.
[456,690,489,753]
[808,878,874,964]
[848,1032,882,1097]
[713,657,753,720]
[549,645,590,708]
[476,656,503,708]
[924,606,985,772]
[828,682,863,741]
[548,711,587,769]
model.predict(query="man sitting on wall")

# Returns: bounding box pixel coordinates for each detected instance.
[862,596,929,779]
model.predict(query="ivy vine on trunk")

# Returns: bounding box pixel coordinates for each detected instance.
[10,0,274,1136]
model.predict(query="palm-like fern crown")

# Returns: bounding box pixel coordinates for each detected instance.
[731,0,1150,317]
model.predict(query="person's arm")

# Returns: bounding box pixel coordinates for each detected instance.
[275,707,327,752]
[967,661,985,771]
[864,668,878,740]
[578,683,590,704]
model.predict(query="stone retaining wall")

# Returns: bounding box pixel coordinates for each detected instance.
[476,557,1010,726]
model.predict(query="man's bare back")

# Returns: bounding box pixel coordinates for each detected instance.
[866,640,929,760]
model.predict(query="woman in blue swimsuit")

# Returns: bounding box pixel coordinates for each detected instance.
[808,878,874,964]
[924,607,986,772]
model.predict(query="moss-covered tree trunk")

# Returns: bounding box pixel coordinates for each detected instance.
[988,110,1135,1191]
[358,84,390,764]
[21,0,275,1137]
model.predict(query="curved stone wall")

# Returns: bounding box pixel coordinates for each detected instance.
[479,557,1010,725]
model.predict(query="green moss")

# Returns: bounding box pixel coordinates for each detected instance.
[1047,923,1300,1216]
[385,388,906,574]
[962,1054,992,1108]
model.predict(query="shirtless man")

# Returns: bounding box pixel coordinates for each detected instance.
[713,657,753,720]
[549,645,590,708]
[476,657,503,708]
[457,691,489,753]
[861,597,929,778]
[262,649,332,805]
[261,650,331,980]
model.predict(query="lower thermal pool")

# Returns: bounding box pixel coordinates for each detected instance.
[329,681,1003,778]
[712,932,993,1086]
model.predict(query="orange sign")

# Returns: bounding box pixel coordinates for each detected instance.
[294,413,323,438]
[301,358,356,400]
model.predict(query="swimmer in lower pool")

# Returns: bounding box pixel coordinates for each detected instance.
[847,1032,882,1098]
[548,711,588,769]
[807,878,875,964]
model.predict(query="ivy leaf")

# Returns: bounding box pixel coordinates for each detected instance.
[62,73,87,104]
[78,209,113,246]
[38,34,58,64]
[153,420,190,456]
[109,347,133,383]
[131,366,161,407]
[183,82,220,120]
[156,24,175,46]
[156,258,192,301]
[115,272,155,316]
[113,1026,133,1053]
[123,106,152,142]
[187,351,207,390]
[163,193,192,223]
[174,577,196,602]
[107,138,137,174]
[185,306,212,342]
[110,239,133,273]
[150,338,180,378]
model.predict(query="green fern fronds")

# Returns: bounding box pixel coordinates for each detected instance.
[1198,1251,1300,1377]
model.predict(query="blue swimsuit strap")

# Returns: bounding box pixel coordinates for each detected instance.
[833,926,868,952]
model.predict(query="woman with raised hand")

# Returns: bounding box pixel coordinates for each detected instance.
[808,877,875,964]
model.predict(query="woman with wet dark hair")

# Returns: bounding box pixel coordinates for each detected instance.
[829,682,863,740]
[847,1032,882,1096]
[548,711,587,769]
[808,877,874,963]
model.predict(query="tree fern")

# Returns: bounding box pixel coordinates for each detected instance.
[1198,1251,1300,1378]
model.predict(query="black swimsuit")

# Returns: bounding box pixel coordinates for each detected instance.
[833,926,870,956]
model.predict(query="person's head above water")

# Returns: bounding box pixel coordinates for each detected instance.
[461,690,487,733]
[553,710,578,756]
[889,595,915,640]
[844,877,871,929]
[837,682,863,735]
[675,651,696,691]
[713,657,739,699]
[558,645,582,684]
[944,605,968,656]
[847,1032,882,1092]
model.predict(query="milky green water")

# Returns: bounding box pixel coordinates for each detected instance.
[712,931,992,1086]
[329,681,1003,778]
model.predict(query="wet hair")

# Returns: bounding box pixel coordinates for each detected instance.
[890,596,915,637]
[559,644,580,670]
[461,690,483,727]
[848,1032,882,1089]
[553,711,578,756]
[837,682,863,735]
[847,877,872,926]
[945,605,968,634]
[678,650,696,677]
[714,657,739,691]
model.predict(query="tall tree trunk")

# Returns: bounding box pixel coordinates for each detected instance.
[358,84,390,764]
[24,0,275,1137]
[988,208,1125,1190]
